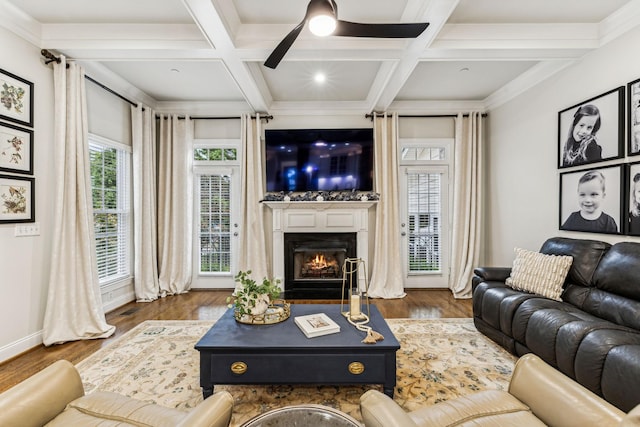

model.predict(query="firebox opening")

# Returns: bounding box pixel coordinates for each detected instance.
[284,232,357,299]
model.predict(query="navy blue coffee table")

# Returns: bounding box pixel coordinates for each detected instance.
[195,304,400,398]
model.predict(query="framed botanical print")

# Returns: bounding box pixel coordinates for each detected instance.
[0,121,33,175]
[559,164,622,235]
[0,68,34,127]
[558,87,624,169]
[0,174,35,223]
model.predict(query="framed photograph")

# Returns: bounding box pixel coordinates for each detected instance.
[0,174,35,223]
[0,122,33,175]
[628,78,640,156]
[558,87,624,169]
[0,68,34,127]
[559,165,622,235]
[624,162,640,236]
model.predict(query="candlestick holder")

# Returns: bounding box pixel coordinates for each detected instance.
[340,258,369,322]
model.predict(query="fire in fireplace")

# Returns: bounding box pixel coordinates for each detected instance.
[284,232,357,299]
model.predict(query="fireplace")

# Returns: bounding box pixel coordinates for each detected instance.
[284,232,357,299]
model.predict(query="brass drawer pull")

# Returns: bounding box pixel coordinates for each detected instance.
[231,361,247,375]
[348,361,365,375]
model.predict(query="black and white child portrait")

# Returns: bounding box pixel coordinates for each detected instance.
[628,78,640,156]
[558,87,624,168]
[626,162,640,235]
[560,166,622,235]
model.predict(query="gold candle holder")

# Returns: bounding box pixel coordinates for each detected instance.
[340,258,369,322]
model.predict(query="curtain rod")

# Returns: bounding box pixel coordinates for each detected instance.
[41,50,272,122]
[157,115,273,122]
[42,49,139,108]
[365,112,488,120]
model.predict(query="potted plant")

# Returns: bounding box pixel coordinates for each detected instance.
[227,270,282,321]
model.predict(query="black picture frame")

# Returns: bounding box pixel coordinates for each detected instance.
[627,78,640,156]
[559,164,622,235]
[0,174,35,223]
[624,161,640,236]
[558,87,624,169]
[0,121,33,175]
[0,68,34,128]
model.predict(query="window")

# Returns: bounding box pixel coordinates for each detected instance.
[399,138,452,288]
[89,134,132,285]
[193,140,240,282]
[199,174,232,273]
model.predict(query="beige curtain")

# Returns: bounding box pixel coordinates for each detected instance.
[42,57,115,346]
[450,112,484,299]
[131,104,159,301]
[368,112,406,299]
[157,114,193,295]
[237,114,270,284]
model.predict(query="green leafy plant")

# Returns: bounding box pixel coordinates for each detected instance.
[227,270,282,318]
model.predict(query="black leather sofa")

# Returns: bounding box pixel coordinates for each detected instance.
[472,237,640,412]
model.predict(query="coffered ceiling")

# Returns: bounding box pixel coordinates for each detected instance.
[1,0,637,115]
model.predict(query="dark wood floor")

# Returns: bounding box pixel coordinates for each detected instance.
[0,289,472,393]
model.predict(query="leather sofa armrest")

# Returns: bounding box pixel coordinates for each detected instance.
[473,267,511,282]
[0,360,85,427]
[359,389,420,427]
[509,354,625,427]
[176,390,234,427]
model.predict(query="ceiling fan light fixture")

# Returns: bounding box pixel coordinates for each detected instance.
[309,14,336,36]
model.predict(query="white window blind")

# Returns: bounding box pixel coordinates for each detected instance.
[89,137,131,285]
[406,171,442,273]
[199,174,232,273]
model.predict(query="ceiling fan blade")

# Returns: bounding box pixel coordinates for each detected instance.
[334,20,429,38]
[264,20,306,69]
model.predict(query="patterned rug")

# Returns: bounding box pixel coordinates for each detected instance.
[76,318,516,426]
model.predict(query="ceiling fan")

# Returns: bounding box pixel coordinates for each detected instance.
[263,0,430,69]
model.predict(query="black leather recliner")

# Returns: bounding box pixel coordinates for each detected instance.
[472,237,640,413]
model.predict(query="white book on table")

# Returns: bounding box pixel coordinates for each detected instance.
[294,312,341,338]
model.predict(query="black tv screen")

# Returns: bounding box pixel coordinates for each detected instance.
[265,128,374,192]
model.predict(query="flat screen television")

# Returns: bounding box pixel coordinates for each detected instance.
[265,128,374,192]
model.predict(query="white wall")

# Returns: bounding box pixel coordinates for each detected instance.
[486,26,640,265]
[0,26,55,361]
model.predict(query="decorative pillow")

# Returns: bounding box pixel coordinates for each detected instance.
[505,247,573,301]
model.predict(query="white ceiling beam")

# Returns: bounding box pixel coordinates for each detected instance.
[371,0,461,112]
[181,0,268,112]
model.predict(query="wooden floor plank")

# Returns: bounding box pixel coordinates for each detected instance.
[0,289,472,392]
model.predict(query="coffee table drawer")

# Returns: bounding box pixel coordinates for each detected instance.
[209,353,389,384]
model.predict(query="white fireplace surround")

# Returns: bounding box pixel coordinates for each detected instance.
[263,201,376,287]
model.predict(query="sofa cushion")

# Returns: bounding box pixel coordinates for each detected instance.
[592,242,640,300]
[505,248,572,301]
[539,237,610,287]
[46,392,187,427]
[601,344,640,412]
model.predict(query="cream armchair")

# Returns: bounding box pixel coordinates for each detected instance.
[361,353,640,427]
[0,359,233,427]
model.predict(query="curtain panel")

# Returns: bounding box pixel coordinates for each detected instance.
[237,114,270,285]
[43,57,115,346]
[131,104,160,301]
[157,114,193,295]
[368,112,406,299]
[449,112,485,299]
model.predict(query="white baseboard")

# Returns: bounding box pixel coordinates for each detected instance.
[0,330,42,363]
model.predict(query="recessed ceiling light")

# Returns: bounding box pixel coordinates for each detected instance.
[314,72,326,84]
[459,67,470,73]
[170,68,180,73]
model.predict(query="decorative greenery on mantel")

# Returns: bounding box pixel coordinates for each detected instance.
[262,190,380,202]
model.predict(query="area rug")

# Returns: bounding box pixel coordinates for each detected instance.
[76,318,516,426]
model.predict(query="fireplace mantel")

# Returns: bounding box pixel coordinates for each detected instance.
[264,201,376,294]
[263,201,377,210]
